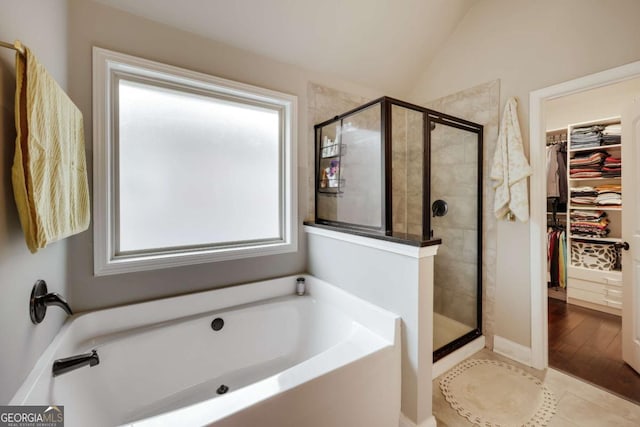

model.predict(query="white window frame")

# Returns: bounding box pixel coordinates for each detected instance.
[92,47,297,276]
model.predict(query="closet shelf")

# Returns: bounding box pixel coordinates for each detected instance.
[565,116,625,315]
[569,177,621,181]
[569,235,622,243]
[569,143,621,153]
[570,205,622,211]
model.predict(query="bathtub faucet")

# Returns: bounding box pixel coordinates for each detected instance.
[30,280,73,324]
[52,349,100,377]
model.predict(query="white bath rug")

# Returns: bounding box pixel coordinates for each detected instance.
[439,359,557,426]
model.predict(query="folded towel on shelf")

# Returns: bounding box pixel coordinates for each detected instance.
[603,156,621,167]
[571,186,597,192]
[571,140,602,148]
[602,135,621,145]
[572,125,605,135]
[11,45,90,253]
[601,168,621,178]
[596,193,622,206]
[569,151,607,167]
[570,166,601,173]
[570,210,605,220]
[570,196,597,205]
[570,186,598,197]
[571,219,609,229]
[570,213,610,237]
[569,171,602,178]
[595,183,622,193]
[602,124,621,135]
[491,97,532,221]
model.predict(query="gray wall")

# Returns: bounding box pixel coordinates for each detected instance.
[0,0,70,404]
[64,0,384,312]
[411,0,640,348]
[65,0,305,311]
[0,0,385,401]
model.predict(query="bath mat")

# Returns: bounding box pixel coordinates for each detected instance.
[439,359,557,426]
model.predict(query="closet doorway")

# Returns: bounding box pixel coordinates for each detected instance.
[530,62,640,404]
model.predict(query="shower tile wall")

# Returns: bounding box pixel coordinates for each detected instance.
[431,126,478,328]
[391,106,423,236]
[425,80,500,348]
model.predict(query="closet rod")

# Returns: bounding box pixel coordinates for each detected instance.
[0,40,25,56]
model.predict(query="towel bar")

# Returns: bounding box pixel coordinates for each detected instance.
[0,39,25,56]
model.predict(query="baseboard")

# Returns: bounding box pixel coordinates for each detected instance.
[399,413,437,427]
[432,335,485,379]
[399,413,413,427]
[493,335,532,366]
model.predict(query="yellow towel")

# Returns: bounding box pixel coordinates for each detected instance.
[11,45,90,253]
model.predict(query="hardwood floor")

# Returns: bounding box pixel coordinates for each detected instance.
[548,298,640,404]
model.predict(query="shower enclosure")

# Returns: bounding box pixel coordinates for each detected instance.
[312,97,483,361]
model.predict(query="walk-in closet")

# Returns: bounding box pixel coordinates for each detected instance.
[544,78,640,404]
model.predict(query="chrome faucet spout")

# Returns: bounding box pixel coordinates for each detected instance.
[52,349,99,377]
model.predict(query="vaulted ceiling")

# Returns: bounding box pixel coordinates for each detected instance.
[93,0,477,95]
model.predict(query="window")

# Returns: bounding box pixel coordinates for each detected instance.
[93,48,297,275]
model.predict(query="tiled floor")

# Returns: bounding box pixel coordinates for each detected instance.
[433,348,640,426]
[434,313,474,350]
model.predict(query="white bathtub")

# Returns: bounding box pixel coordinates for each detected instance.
[11,275,401,427]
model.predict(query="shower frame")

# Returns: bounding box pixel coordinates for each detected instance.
[312,97,483,360]
[428,113,483,362]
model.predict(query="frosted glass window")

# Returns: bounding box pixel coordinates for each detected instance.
[117,80,281,253]
[92,48,297,275]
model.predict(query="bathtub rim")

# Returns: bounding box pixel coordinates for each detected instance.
[10,274,400,406]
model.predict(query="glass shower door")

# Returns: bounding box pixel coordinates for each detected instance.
[429,116,482,360]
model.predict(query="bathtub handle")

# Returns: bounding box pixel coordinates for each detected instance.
[30,280,73,324]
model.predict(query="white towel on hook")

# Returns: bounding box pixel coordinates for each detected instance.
[490,97,532,222]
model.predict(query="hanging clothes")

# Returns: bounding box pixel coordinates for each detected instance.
[547,227,566,288]
[547,145,560,198]
[558,230,566,288]
[546,142,568,203]
[556,144,568,204]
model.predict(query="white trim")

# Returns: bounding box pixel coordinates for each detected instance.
[399,413,437,427]
[92,47,298,276]
[493,335,532,366]
[529,59,640,370]
[432,336,485,379]
[399,413,414,427]
[304,225,439,259]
